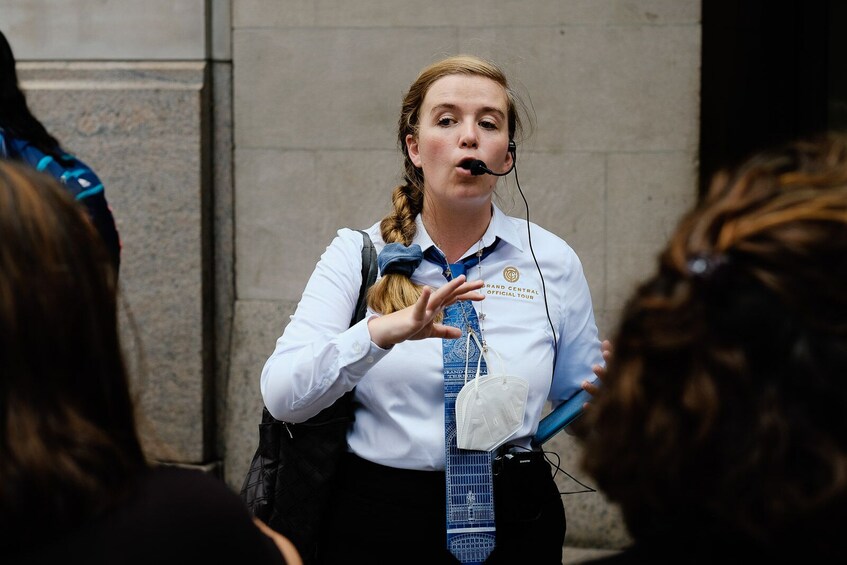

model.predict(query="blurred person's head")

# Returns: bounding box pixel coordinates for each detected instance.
[0,30,61,156]
[581,134,847,559]
[0,160,144,546]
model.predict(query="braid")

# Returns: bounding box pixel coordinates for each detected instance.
[380,182,423,245]
[368,182,427,315]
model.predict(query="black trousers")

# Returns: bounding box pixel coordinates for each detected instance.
[316,450,566,564]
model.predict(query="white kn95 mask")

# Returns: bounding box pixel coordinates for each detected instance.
[455,332,529,452]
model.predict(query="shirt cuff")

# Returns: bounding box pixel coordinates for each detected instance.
[338,315,391,375]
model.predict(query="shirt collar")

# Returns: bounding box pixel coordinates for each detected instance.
[413,203,524,258]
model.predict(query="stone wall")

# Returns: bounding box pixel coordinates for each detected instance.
[1,0,233,467]
[228,0,701,553]
[2,0,702,555]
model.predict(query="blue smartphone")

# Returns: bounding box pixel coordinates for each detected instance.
[531,386,594,446]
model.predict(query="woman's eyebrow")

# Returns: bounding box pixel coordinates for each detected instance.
[429,103,506,119]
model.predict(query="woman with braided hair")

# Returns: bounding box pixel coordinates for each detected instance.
[579,135,847,564]
[260,54,604,564]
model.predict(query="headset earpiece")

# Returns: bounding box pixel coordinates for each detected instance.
[508,140,516,156]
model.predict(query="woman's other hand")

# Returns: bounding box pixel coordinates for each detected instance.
[582,339,612,408]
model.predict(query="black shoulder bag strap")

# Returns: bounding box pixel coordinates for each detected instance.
[352,229,378,325]
[241,229,379,562]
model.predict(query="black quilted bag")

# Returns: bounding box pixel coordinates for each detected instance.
[240,230,378,563]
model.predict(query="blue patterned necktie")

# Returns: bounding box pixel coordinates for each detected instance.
[425,239,500,564]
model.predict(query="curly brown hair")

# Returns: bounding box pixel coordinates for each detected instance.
[580,135,847,558]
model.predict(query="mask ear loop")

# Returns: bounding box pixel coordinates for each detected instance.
[463,330,474,386]
[465,330,507,392]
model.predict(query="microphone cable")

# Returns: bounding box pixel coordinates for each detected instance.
[511,160,559,378]
[461,152,559,378]
[475,151,598,498]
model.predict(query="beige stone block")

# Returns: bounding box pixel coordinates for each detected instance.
[20,63,213,463]
[0,0,207,60]
[605,151,698,313]
[463,24,700,152]
[593,307,619,345]
[564,547,624,564]
[212,61,235,458]
[232,27,458,150]
[545,432,632,550]
[234,0,699,28]
[224,299,298,490]
[235,148,404,301]
[499,150,607,310]
[211,0,232,61]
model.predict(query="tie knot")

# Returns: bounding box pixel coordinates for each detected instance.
[424,238,501,281]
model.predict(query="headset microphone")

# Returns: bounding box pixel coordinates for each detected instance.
[459,140,518,177]
[460,159,496,176]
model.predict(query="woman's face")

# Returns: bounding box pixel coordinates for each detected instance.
[406,74,513,212]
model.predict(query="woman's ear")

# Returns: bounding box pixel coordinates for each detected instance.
[504,139,517,170]
[503,146,514,170]
[406,133,422,168]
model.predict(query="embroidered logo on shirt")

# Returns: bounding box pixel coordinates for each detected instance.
[503,266,519,283]
[484,268,538,301]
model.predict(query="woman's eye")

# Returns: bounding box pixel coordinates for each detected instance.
[436,117,454,127]
[479,120,498,130]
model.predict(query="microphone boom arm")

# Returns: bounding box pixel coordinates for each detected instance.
[460,159,514,177]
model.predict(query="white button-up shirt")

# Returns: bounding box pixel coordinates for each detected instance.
[261,204,602,471]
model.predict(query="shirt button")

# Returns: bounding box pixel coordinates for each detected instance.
[352,342,362,353]
[365,356,374,364]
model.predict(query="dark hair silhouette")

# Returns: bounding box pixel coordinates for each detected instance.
[0,161,144,549]
[581,135,847,561]
[0,30,62,158]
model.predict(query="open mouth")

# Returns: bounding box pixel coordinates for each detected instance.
[458,158,487,176]
[458,158,478,170]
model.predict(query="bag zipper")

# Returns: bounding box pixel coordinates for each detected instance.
[282,415,352,439]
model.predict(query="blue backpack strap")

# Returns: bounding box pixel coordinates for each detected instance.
[0,130,121,273]
[1,130,103,201]
[0,128,10,158]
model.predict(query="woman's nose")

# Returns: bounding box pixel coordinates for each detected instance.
[459,123,479,148]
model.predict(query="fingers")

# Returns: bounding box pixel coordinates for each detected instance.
[581,377,601,412]
[582,379,601,396]
[592,363,606,382]
[586,341,608,397]
[589,339,613,383]
[450,290,486,303]
[429,276,485,309]
[379,276,487,345]
[431,275,483,299]
[601,339,613,361]
[429,323,463,340]
[411,285,433,323]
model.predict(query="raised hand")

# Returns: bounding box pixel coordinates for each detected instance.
[367,275,485,349]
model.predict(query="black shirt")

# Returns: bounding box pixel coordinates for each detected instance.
[8,466,286,565]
